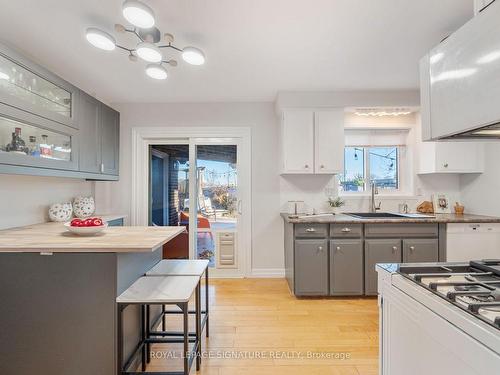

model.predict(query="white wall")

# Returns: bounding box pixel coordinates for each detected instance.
[96,102,283,272]
[0,174,93,229]
[460,143,500,215]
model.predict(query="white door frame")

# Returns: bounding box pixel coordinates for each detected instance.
[131,127,252,277]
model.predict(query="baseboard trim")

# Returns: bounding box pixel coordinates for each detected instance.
[249,268,285,278]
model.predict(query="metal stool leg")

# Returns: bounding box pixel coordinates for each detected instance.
[117,304,124,375]
[162,304,166,331]
[183,302,189,375]
[195,283,201,370]
[146,305,151,364]
[205,268,209,338]
[141,305,146,372]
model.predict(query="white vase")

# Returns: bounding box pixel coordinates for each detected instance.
[73,196,96,219]
[48,202,73,222]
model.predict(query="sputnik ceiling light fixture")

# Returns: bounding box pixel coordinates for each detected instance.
[85,0,206,80]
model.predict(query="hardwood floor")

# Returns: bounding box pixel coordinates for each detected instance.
[145,278,379,375]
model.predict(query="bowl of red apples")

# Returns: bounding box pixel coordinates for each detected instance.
[64,217,108,236]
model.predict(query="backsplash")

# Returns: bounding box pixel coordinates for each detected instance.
[280,173,462,214]
[0,174,93,229]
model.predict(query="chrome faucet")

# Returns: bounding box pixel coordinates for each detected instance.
[370,181,381,213]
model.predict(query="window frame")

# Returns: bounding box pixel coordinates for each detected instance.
[339,145,404,196]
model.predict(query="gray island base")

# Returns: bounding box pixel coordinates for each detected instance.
[0,224,184,375]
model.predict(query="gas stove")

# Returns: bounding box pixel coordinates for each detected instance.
[398,259,500,330]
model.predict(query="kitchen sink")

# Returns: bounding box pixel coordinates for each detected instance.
[345,212,406,219]
[345,212,435,219]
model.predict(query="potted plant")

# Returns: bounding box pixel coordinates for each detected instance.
[328,197,345,214]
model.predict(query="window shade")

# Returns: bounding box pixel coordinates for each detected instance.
[344,129,409,147]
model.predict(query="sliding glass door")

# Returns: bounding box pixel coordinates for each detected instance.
[149,136,248,276]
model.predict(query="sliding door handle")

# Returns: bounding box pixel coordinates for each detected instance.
[237,200,243,215]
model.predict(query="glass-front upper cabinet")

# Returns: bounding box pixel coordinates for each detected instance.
[0,44,78,129]
[0,103,78,171]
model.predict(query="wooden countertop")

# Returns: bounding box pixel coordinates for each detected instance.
[0,222,186,253]
[281,212,500,224]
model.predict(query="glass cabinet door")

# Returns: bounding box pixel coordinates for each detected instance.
[0,104,78,171]
[0,47,76,128]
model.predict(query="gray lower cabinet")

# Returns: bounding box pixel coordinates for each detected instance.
[365,239,402,295]
[107,218,124,227]
[330,239,364,295]
[403,238,439,263]
[294,239,328,296]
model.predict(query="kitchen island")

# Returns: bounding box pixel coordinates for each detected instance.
[0,222,185,375]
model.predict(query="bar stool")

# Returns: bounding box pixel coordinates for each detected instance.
[116,275,201,375]
[146,259,210,339]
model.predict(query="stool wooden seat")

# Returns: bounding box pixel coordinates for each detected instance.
[116,275,201,375]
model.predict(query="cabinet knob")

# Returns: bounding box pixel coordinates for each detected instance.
[392,246,398,252]
[409,246,415,252]
[341,227,352,233]
[304,164,309,169]
[305,228,316,232]
[336,246,341,252]
[318,246,323,252]
[320,165,325,169]
[443,163,449,168]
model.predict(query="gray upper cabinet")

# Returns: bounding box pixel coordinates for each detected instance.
[99,104,119,176]
[0,43,78,129]
[78,92,101,173]
[330,239,364,295]
[0,43,120,180]
[365,239,402,295]
[0,102,79,171]
[402,239,439,263]
[294,239,328,296]
[78,93,120,177]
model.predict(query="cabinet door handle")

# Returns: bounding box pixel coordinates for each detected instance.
[392,246,398,252]
[100,163,104,173]
[305,228,316,232]
[341,227,352,233]
[409,246,415,252]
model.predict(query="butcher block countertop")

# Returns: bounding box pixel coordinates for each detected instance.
[281,212,500,224]
[0,222,185,253]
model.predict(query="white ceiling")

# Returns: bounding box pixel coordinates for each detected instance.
[0,0,473,103]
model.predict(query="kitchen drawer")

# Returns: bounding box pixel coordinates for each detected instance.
[330,224,363,238]
[294,223,328,238]
[364,223,438,238]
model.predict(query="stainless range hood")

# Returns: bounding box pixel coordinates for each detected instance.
[420,0,500,140]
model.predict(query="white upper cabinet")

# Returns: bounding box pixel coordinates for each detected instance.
[418,141,484,174]
[281,110,315,173]
[420,0,500,140]
[280,109,344,174]
[314,111,344,174]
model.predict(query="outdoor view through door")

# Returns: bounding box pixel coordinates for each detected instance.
[196,145,237,268]
[149,143,238,269]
